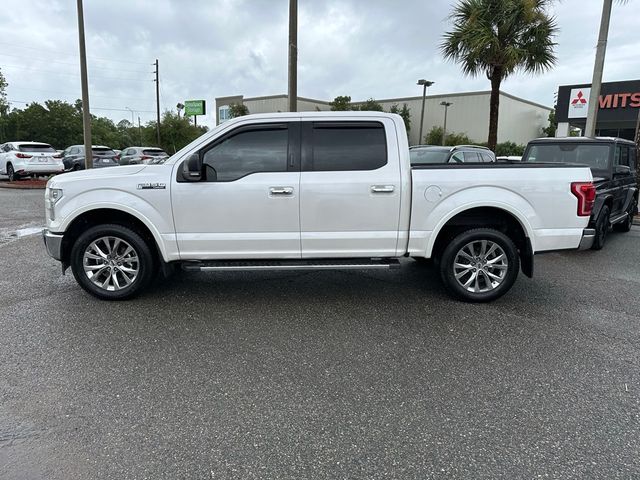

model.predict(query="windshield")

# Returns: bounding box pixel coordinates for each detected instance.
[410,148,450,165]
[19,144,56,153]
[523,143,611,173]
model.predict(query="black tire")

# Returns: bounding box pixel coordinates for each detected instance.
[70,224,155,300]
[613,200,636,233]
[7,163,17,182]
[439,228,520,303]
[592,205,610,250]
[73,163,81,171]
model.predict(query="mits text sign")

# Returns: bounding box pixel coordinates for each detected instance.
[557,80,640,123]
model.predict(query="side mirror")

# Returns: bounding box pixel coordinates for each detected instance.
[614,165,630,177]
[182,153,202,181]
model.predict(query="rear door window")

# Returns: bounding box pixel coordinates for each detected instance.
[463,151,480,162]
[450,152,465,163]
[481,152,494,162]
[308,122,387,171]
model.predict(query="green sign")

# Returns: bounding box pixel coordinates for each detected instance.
[184,100,206,116]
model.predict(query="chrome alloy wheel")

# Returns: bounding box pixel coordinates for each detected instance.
[452,240,508,293]
[82,236,139,291]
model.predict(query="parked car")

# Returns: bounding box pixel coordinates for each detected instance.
[61,145,119,171]
[119,147,169,165]
[496,155,522,162]
[409,145,496,165]
[0,141,65,181]
[522,137,638,250]
[43,112,594,302]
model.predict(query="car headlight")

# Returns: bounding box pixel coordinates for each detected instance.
[46,188,63,221]
[49,188,63,205]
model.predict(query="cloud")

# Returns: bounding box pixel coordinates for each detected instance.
[1,0,638,129]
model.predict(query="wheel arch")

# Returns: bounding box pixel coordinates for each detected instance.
[428,205,534,278]
[60,207,167,269]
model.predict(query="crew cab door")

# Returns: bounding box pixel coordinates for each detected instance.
[299,119,402,258]
[171,121,301,259]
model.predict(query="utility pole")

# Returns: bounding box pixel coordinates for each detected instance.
[585,0,613,137]
[76,0,92,168]
[154,59,161,145]
[137,116,142,145]
[288,0,297,112]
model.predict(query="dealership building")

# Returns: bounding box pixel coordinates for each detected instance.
[215,91,552,146]
[556,79,640,140]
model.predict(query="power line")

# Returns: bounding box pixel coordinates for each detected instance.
[7,99,155,114]
[0,52,151,74]
[0,41,149,65]
[0,63,151,83]
[8,86,154,103]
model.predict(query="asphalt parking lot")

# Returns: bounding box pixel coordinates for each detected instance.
[1,187,639,480]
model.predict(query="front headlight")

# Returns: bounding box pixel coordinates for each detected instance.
[46,188,63,221]
[49,188,63,204]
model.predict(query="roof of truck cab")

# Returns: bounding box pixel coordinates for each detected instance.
[233,111,399,119]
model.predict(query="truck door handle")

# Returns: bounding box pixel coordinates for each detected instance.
[269,186,294,195]
[371,185,395,193]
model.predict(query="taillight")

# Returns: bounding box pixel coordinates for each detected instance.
[141,155,151,160]
[15,153,32,159]
[53,154,62,159]
[571,182,596,217]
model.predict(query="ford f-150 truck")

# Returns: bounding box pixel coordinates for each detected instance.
[43,112,595,302]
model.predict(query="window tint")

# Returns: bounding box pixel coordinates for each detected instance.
[410,148,450,165]
[630,147,637,170]
[450,152,465,163]
[19,144,56,153]
[142,149,167,156]
[463,151,480,162]
[202,126,288,182]
[620,145,629,167]
[310,123,386,171]
[481,152,494,163]
[523,143,611,174]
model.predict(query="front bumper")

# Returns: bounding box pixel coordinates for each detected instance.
[578,228,596,250]
[42,229,64,261]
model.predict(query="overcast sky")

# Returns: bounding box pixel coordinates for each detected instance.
[1,0,638,128]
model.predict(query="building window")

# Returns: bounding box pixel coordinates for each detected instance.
[218,105,230,124]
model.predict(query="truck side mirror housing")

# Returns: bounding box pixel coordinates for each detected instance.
[182,153,202,181]
[614,165,630,177]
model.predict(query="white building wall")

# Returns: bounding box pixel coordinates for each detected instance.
[496,94,550,145]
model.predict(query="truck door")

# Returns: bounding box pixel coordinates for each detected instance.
[171,121,301,259]
[299,120,402,258]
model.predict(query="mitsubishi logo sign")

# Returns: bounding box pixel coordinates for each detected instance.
[568,88,590,118]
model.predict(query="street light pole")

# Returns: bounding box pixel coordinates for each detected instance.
[440,101,453,146]
[125,107,134,125]
[585,0,613,137]
[417,79,434,145]
[76,0,92,169]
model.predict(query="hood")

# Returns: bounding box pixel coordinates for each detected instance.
[47,165,147,187]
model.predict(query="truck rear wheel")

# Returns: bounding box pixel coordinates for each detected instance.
[439,228,519,303]
[592,205,610,250]
[70,224,155,300]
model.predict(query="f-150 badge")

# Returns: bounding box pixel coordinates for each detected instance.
[137,183,166,190]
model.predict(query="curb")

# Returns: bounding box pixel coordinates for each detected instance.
[0,182,47,190]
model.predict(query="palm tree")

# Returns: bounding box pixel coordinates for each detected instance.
[441,0,558,151]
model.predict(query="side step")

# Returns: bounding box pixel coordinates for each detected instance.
[610,212,628,225]
[182,258,401,272]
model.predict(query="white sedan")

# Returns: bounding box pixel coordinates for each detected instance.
[0,141,65,181]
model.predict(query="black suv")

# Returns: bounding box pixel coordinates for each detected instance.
[409,145,496,165]
[523,137,638,249]
[61,145,119,171]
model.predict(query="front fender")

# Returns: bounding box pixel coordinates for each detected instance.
[53,189,178,262]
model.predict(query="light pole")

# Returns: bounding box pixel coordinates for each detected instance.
[440,101,452,146]
[417,79,434,145]
[288,0,298,112]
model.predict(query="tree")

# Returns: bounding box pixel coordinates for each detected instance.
[144,111,207,154]
[441,0,557,151]
[0,68,8,116]
[390,103,411,132]
[356,98,383,112]
[229,103,249,118]
[425,126,472,146]
[330,95,352,111]
[542,108,557,137]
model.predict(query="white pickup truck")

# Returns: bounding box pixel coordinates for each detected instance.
[43,112,596,302]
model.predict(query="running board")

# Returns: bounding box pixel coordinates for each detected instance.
[610,212,628,225]
[181,258,401,272]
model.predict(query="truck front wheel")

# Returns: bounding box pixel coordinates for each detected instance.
[439,228,519,303]
[70,224,155,300]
